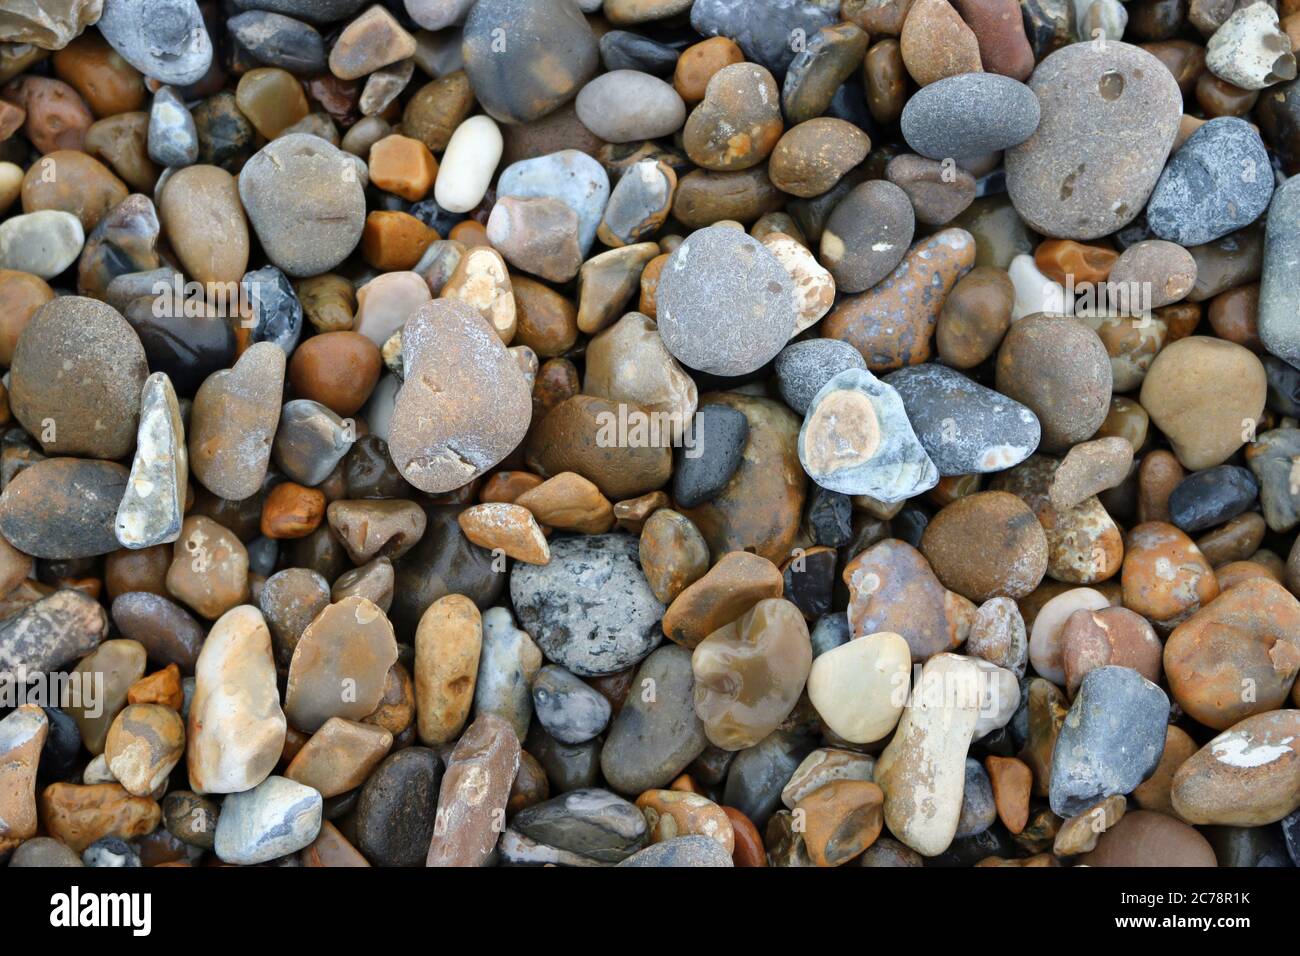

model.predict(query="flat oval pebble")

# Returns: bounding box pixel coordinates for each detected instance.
[901,73,1041,160]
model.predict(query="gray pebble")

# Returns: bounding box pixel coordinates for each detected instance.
[531,664,612,744]
[148,86,199,167]
[271,400,354,487]
[617,835,734,866]
[510,534,665,677]
[1048,665,1169,818]
[691,0,840,75]
[497,149,610,256]
[657,225,797,376]
[901,73,1041,161]
[575,70,686,144]
[98,0,213,86]
[214,775,322,865]
[1259,174,1300,367]
[955,758,997,838]
[774,338,868,415]
[228,10,328,75]
[673,404,749,508]
[1146,118,1274,246]
[511,788,648,863]
[884,363,1041,476]
[82,837,141,867]
[723,729,815,828]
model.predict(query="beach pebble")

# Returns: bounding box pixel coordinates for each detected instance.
[774,339,868,415]
[690,0,839,75]
[0,210,84,280]
[97,0,212,86]
[215,775,321,865]
[1171,710,1300,825]
[497,149,608,256]
[1146,117,1274,246]
[511,534,664,676]
[1005,41,1182,240]
[901,73,1040,160]
[657,225,797,376]
[576,70,685,143]
[1205,2,1297,90]
[1259,175,1300,368]
[807,631,911,744]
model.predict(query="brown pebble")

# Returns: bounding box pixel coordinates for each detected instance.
[985,755,1032,834]
[457,502,550,564]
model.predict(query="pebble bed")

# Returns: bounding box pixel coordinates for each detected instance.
[0,0,1299,870]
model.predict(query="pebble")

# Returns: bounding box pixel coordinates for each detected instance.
[1081,809,1217,866]
[458,503,550,564]
[820,181,914,294]
[995,315,1112,454]
[901,73,1041,160]
[462,0,597,124]
[284,597,398,733]
[215,775,321,865]
[799,367,938,501]
[110,592,203,672]
[104,703,185,797]
[1140,335,1266,469]
[672,405,748,508]
[511,533,664,676]
[656,226,796,375]
[97,0,212,86]
[600,644,708,795]
[692,598,811,750]
[115,373,186,549]
[387,299,531,493]
[823,228,976,371]
[186,605,285,794]
[638,509,710,605]
[576,70,685,143]
[39,783,160,854]
[0,458,127,560]
[1164,577,1300,729]
[511,788,647,863]
[434,115,503,215]
[1049,437,1134,511]
[1061,605,1162,696]
[1146,117,1274,246]
[690,0,839,75]
[774,339,867,416]
[228,11,327,75]
[426,713,520,867]
[920,491,1048,602]
[886,364,1041,476]
[875,654,982,856]
[617,834,734,866]
[885,154,977,227]
[238,134,366,278]
[1005,42,1182,239]
[471,607,543,740]
[354,747,440,867]
[188,342,284,502]
[533,665,612,744]
[684,63,783,171]
[808,631,910,744]
[1171,710,1300,825]
[284,717,392,798]
[0,706,46,852]
[158,165,249,290]
[147,86,196,167]
[843,539,976,660]
[598,160,677,248]
[1168,464,1259,532]
[899,0,983,86]
[486,196,582,283]
[1205,2,1296,90]
[661,550,783,649]
[1048,666,1169,817]
[9,295,145,459]
[600,31,679,75]
[1260,175,1300,367]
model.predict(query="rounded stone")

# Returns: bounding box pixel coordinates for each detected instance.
[575,70,685,143]
[1005,41,1182,240]
[820,180,915,294]
[901,73,1041,160]
[920,492,1048,603]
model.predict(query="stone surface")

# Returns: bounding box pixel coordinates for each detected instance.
[188,342,284,502]
[116,372,186,549]
[808,631,910,744]
[214,775,321,865]
[97,0,211,86]
[1171,710,1300,825]
[284,597,398,733]
[511,534,664,676]
[426,713,520,867]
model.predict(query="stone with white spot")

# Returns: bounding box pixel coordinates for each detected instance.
[1171,709,1300,825]
[1007,253,1070,320]
[884,363,1041,477]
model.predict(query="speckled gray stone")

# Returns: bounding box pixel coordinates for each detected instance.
[116,372,186,549]
[657,225,797,376]
[691,0,840,75]
[531,665,612,744]
[1259,175,1300,368]
[798,367,939,500]
[617,834,734,866]
[228,11,328,75]
[511,534,664,677]
[1146,118,1274,247]
[774,339,868,415]
[901,73,1041,161]
[232,0,366,22]
[214,775,322,865]
[97,0,213,86]
[1048,665,1169,817]
[600,645,709,795]
[473,607,542,741]
[148,86,198,167]
[511,788,647,862]
[1243,428,1300,532]
[884,363,1041,476]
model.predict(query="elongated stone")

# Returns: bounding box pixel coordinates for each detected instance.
[471,607,542,740]
[188,342,284,502]
[116,372,186,549]
[426,712,520,867]
[0,458,128,559]
[186,605,287,795]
